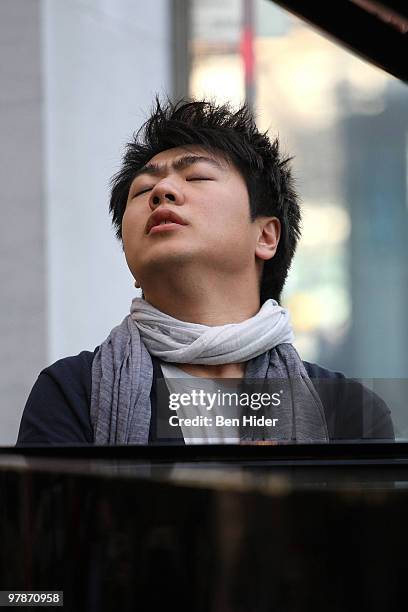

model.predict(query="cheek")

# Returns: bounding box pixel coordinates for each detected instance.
[212,191,250,234]
[122,206,143,242]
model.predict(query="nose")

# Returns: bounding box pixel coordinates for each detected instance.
[149,179,185,210]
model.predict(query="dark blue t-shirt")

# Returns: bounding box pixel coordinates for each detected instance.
[16,347,395,445]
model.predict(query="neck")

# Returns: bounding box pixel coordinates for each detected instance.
[142,269,261,326]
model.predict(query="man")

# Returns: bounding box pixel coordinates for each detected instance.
[17,96,394,445]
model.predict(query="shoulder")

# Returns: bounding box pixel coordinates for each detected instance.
[39,347,99,410]
[44,347,98,387]
[16,347,99,445]
[302,360,394,440]
[302,360,345,379]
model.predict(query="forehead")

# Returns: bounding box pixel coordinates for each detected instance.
[146,145,231,168]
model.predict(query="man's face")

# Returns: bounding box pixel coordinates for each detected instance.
[122,145,266,287]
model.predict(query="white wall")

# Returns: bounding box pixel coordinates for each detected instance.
[43,0,171,363]
[0,0,46,446]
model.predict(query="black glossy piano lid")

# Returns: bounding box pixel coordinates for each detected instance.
[271,0,408,82]
[4,441,408,466]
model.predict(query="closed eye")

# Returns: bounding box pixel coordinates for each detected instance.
[134,187,152,197]
[187,177,213,181]
[133,177,212,197]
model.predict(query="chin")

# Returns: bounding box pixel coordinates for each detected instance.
[140,248,198,274]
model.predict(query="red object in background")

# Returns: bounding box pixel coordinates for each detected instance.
[240,0,255,109]
[240,25,255,85]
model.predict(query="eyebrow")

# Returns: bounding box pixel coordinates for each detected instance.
[132,154,226,181]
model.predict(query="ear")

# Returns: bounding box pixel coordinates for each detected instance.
[255,217,281,261]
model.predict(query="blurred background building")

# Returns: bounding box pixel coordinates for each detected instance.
[1,0,407,444]
[190,0,408,436]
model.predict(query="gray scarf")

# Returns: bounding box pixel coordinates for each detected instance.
[90,299,329,444]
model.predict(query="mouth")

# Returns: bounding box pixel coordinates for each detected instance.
[145,209,188,234]
[148,221,186,235]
